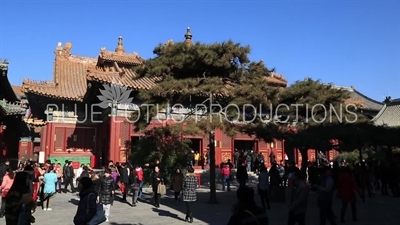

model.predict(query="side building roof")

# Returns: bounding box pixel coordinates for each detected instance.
[21,43,97,101]
[0,100,26,115]
[372,98,400,127]
[0,60,27,115]
[333,85,383,112]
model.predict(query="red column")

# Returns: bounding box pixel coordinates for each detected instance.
[109,116,117,162]
[45,123,52,158]
[214,128,222,165]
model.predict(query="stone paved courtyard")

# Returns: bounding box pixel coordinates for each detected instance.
[19,187,400,225]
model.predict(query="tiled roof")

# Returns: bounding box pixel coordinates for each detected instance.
[87,67,159,90]
[372,99,400,127]
[23,118,46,126]
[0,100,26,115]
[264,73,287,86]
[22,54,97,101]
[333,86,383,111]
[99,49,143,66]
[12,85,24,99]
[21,38,287,100]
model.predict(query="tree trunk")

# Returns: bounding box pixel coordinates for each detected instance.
[208,132,218,204]
[358,146,365,202]
[299,148,309,177]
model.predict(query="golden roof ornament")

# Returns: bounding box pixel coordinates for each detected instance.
[64,42,72,52]
[115,35,125,54]
[184,27,193,45]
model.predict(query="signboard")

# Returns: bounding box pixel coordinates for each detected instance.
[71,161,80,169]
[38,151,45,164]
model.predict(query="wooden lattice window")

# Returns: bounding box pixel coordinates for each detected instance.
[85,128,96,152]
[65,128,74,151]
[276,140,282,149]
[120,123,130,147]
[54,127,65,152]
[222,133,231,148]
[75,128,85,150]
[258,141,267,150]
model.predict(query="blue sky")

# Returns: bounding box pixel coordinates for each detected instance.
[0,0,399,101]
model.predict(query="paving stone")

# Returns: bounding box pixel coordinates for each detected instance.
[26,188,400,225]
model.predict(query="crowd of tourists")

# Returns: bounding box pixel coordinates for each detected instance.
[0,155,399,225]
[220,152,400,225]
[0,158,200,225]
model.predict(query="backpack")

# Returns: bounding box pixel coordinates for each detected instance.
[136,168,144,181]
[221,166,230,176]
[80,170,90,178]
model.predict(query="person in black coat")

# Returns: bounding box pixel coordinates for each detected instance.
[128,169,140,207]
[227,187,269,225]
[120,163,129,201]
[90,172,101,193]
[73,177,97,225]
[23,165,35,194]
[63,162,75,193]
[236,160,248,188]
[99,168,115,222]
[152,166,163,208]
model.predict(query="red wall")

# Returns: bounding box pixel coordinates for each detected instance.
[43,122,96,158]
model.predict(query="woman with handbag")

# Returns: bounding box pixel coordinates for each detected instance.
[182,167,197,223]
[152,166,164,208]
[73,177,105,225]
[171,168,183,204]
[5,172,37,225]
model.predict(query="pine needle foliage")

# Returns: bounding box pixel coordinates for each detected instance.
[130,125,194,184]
[132,40,280,136]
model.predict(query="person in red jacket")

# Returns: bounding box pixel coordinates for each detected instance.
[135,166,144,199]
[337,166,362,223]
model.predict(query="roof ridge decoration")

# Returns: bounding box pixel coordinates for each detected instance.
[98,36,143,66]
[68,55,98,64]
[270,73,287,82]
[115,36,125,54]
[332,85,354,91]
[0,99,26,106]
[55,42,73,59]
[165,39,174,46]
[22,78,56,87]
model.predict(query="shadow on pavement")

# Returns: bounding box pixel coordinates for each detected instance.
[109,223,144,225]
[152,207,185,221]
[68,198,80,206]
[156,190,237,225]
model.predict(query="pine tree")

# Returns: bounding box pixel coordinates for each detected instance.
[132,28,280,203]
[273,78,364,173]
